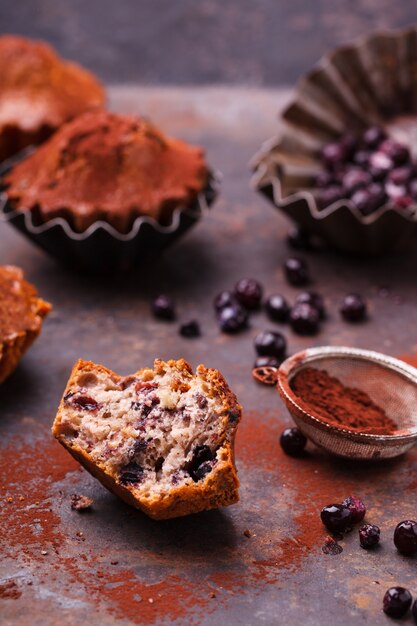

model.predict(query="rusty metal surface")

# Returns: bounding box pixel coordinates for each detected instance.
[1,86,417,625]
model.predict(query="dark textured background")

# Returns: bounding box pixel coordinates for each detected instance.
[2,0,417,85]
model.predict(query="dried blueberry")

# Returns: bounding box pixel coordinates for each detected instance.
[342,495,366,524]
[359,524,380,549]
[214,290,236,312]
[284,257,310,286]
[342,169,371,195]
[383,587,412,618]
[340,293,367,322]
[119,462,144,485]
[362,126,386,150]
[321,142,348,168]
[295,291,325,320]
[254,355,282,369]
[279,427,307,456]
[152,295,176,320]
[179,320,201,338]
[234,278,263,310]
[380,139,410,166]
[393,520,417,556]
[320,504,353,533]
[254,330,286,359]
[289,303,320,335]
[218,305,248,333]
[315,170,335,188]
[317,185,345,210]
[265,294,290,323]
[287,227,314,251]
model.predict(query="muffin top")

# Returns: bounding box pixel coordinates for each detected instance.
[0,35,105,160]
[0,265,51,342]
[4,110,210,233]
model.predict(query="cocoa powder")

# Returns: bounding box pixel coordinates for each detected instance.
[290,367,398,434]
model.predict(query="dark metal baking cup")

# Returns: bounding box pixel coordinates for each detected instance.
[251,27,417,256]
[0,172,220,272]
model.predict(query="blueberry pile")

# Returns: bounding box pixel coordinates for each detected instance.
[315,127,417,216]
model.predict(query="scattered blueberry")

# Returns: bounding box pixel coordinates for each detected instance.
[265,294,290,323]
[393,520,417,556]
[289,303,320,335]
[409,179,417,201]
[383,587,412,618]
[254,330,286,359]
[359,524,380,549]
[152,295,176,320]
[353,150,370,167]
[214,290,236,312]
[279,427,307,456]
[218,305,248,333]
[234,278,263,310]
[295,291,325,320]
[342,495,366,524]
[254,355,282,369]
[71,395,99,412]
[287,226,314,251]
[320,504,353,533]
[284,257,310,286]
[340,293,367,322]
[179,320,200,338]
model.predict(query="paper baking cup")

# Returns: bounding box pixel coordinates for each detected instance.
[0,172,219,272]
[251,28,417,255]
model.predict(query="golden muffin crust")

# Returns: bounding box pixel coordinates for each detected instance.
[0,265,52,383]
[0,35,105,161]
[4,110,210,233]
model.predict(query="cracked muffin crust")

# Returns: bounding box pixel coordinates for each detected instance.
[0,35,105,162]
[0,265,52,383]
[52,358,241,520]
[4,110,210,234]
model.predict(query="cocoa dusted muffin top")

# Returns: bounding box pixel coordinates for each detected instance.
[0,265,51,341]
[0,35,105,161]
[4,110,210,233]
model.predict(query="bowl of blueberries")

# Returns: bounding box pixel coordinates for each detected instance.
[252,28,417,255]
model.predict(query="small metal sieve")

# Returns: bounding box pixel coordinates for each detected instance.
[277,346,417,460]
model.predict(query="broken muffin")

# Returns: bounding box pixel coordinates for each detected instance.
[0,265,52,383]
[52,358,241,520]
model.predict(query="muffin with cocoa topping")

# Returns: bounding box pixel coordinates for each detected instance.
[0,265,51,383]
[0,35,105,163]
[0,110,216,271]
[3,110,211,233]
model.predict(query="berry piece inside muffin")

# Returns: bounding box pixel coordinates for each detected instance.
[0,265,51,383]
[52,358,241,519]
[4,111,210,234]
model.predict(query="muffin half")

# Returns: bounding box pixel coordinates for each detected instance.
[0,265,52,383]
[52,358,241,519]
